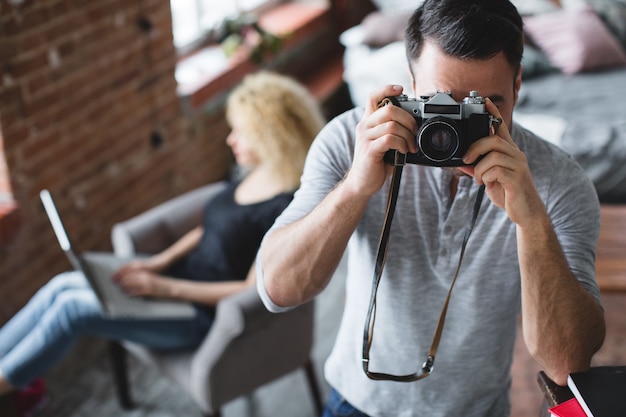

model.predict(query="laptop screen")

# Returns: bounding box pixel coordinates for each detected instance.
[39,189,83,272]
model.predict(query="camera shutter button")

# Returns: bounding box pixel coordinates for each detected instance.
[464,90,484,104]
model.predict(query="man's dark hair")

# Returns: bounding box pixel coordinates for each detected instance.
[405,0,523,75]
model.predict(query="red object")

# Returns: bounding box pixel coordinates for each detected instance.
[549,398,587,417]
[14,378,48,417]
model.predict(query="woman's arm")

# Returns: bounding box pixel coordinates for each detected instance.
[149,226,204,270]
[116,226,203,274]
[115,262,257,306]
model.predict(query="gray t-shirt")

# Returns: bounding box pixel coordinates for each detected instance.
[258,107,601,417]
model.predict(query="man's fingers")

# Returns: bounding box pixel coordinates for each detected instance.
[365,85,404,114]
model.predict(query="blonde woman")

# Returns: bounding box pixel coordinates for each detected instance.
[0,71,325,403]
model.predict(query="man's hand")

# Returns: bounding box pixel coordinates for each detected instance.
[459,99,546,227]
[346,85,418,197]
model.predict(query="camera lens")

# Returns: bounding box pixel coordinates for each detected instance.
[418,117,460,162]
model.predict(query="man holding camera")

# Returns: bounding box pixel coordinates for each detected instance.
[257,0,605,416]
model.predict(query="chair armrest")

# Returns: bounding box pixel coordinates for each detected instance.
[188,286,315,410]
[111,181,228,257]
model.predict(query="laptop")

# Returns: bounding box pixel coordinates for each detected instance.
[40,189,196,319]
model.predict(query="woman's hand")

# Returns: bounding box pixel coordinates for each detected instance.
[113,258,170,298]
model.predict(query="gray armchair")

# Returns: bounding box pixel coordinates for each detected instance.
[108,181,322,416]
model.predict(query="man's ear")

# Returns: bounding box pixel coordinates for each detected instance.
[513,65,522,107]
[408,66,416,96]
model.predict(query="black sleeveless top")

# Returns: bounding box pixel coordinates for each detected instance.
[169,181,293,284]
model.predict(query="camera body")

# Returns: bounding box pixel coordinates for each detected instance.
[384,91,492,167]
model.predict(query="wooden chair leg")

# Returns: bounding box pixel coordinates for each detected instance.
[108,341,134,409]
[304,358,324,416]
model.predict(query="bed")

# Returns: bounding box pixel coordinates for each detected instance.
[340,0,626,203]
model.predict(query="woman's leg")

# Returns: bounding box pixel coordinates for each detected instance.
[0,271,88,358]
[0,275,106,389]
[0,271,210,390]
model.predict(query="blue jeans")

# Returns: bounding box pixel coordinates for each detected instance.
[322,388,371,417]
[0,271,211,388]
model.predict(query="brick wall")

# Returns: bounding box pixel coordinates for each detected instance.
[0,0,376,323]
[0,0,231,321]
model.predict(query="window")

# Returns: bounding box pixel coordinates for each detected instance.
[170,0,283,49]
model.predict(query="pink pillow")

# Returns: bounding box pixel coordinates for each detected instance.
[524,7,626,74]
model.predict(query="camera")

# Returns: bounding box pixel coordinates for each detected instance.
[383,91,494,167]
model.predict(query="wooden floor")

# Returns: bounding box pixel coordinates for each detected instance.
[9,205,626,417]
[595,205,626,292]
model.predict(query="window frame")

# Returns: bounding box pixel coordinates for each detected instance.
[170,0,287,56]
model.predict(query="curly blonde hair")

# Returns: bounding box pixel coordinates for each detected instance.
[226,71,325,189]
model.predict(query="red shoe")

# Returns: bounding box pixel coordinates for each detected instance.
[14,378,48,417]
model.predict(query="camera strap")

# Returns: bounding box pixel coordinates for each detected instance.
[362,155,486,382]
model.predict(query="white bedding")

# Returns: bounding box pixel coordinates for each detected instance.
[341,35,626,202]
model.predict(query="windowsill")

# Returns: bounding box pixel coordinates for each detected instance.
[176,2,332,112]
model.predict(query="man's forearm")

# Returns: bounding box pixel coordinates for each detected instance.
[518,219,605,385]
[261,178,371,308]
